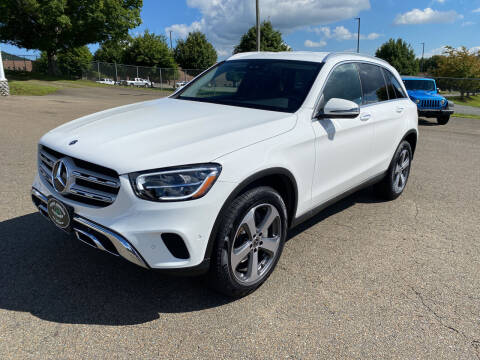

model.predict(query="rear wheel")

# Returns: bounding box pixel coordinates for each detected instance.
[208,186,287,297]
[437,115,450,125]
[374,140,412,200]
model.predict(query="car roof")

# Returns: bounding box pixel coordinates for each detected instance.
[227,51,391,67]
[401,76,435,81]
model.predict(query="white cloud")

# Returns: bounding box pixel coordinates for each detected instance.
[165,20,204,39]
[473,8,480,13]
[311,25,381,41]
[433,0,446,3]
[462,21,475,27]
[166,0,370,56]
[304,39,327,48]
[394,8,463,25]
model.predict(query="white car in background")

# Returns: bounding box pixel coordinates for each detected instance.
[96,78,115,85]
[32,51,418,297]
[125,77,152,87]
[175,81,188,89]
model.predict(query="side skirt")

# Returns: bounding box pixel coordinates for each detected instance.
[290,171,386,228]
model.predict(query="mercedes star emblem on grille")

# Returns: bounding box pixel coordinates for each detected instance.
[52,157,74,194]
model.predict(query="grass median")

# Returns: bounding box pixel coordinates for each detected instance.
[449,95,480,108]
[453,113,480,120]
[9,81,59,96]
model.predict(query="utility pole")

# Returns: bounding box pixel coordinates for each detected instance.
[169,31,173,50]
[355,18,360,53]
[256,0,260,52]
[420,42,425,73]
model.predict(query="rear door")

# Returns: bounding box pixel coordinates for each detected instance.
[374,68,411,170]
[310,62,375,206]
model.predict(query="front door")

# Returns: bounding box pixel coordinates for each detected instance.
[310,62,375,206]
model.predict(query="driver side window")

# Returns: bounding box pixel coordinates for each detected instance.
[320,63,363,110]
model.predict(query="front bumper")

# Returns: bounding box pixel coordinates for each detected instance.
[32,173,236,271]
[418,108,454,118]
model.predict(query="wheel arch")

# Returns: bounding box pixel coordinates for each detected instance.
[204,167,299,261]
[402,129,418,157]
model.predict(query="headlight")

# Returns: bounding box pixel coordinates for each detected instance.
[129,164,221,201]
[440,99,446,105]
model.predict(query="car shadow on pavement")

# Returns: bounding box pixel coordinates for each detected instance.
[288,187,383,239]
[0,212,232,326]
[418,119,440,126]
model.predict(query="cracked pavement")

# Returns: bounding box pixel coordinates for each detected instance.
[0,87,479,359]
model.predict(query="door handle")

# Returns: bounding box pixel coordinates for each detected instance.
[360,114,371,121]
[396,106,405,113]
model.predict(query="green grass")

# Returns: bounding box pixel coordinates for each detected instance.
[453,113,480,120]
[9,81,59,96]
[5,71,174,95]
[449,95,480,108]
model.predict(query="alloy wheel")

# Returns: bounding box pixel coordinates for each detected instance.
[393,149,410,193]
[230,203,282,284]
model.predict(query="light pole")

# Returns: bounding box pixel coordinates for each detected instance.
[169,31,173,50]
[256,0,261,51]
[0,47,10,96]
[420,42,425,73]
[355,18,360,53]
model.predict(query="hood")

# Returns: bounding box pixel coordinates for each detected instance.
[40,98,296,174]
[407,89,445,101]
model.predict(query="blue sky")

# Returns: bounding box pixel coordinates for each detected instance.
[2,0,480,60]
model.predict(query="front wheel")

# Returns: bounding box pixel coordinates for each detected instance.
[437,115,450,125]
[374,140,412,200]
[208,186,287,297]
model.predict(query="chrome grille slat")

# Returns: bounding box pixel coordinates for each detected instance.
[72,170,120,188]
[38,145,120,207]
[69,185,114,203]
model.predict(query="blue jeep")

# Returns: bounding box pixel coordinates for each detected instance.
[401,76,454,125]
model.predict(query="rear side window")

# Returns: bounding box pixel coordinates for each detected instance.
[357,63,389,104]
[383,69,407,99]
[321,63,363,109]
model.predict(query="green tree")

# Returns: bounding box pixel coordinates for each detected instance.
[34,46,92,78]
[234,21,290,54]
[422,55,444,74]
[57,46,93,78]
[375,39,419,75]
[434,46,480,99]
[174,32,217,72]
[0,0,142,75]
[94,37,132,63]
[123,30,176,68]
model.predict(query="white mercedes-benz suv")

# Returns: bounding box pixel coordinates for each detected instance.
[32,52,418,297]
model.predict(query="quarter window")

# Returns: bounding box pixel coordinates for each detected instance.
[320,63,363,109]
[383,69,407,99]
[357,63,389,104]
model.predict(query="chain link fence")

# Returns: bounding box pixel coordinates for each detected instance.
[83,61,204,89]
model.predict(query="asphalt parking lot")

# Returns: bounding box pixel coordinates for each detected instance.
[1,86,479,359]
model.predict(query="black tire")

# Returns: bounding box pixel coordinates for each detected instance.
[437,115,450,125]
[374,140,412,201]
[208,186,288,297]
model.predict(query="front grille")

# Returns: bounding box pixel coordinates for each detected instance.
[420,99,442,109]
[38,145,120,207]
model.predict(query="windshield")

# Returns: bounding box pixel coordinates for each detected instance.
[175,59,323,113]
[403,79,436,91]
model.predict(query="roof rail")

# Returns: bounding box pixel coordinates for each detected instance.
[323,52,390,66]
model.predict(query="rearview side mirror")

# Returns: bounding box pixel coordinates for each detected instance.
[316,98,360,119]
